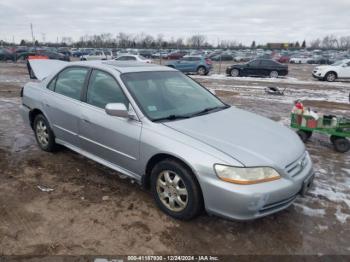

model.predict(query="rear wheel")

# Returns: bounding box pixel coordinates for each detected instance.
[230,68,240,77]
[150,159,203,220]
[332,137,350,153]
[197,66,206,76]
[33,114,57,152]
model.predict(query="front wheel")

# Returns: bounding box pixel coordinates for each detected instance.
[230,68,240,77]
[270,70,279,78]
[33,114,58,152]
[325,72,337,82]
[150,159,203,220]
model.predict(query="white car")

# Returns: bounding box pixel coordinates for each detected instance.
[115,54,153,63]
[312,59,350,82]
[81,51,113,61]
[290,57,311,64]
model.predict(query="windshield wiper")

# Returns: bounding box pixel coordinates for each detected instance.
[190,105,230,117]
[153,114,191,122]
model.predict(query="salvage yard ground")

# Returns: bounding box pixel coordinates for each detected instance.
[0,62,349,255]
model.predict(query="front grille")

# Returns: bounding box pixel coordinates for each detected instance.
[285,152,308,177]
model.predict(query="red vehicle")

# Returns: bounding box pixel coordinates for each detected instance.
[167,51,186,60]
[278,56,290,63]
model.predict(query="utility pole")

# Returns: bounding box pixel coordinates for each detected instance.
[30,23,35,47]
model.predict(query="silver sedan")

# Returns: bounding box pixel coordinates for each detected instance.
[20,60,314,221]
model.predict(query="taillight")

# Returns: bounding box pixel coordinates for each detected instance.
[206,59,212,65]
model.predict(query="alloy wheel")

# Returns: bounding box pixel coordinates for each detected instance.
[231,69,239,77]
[36,120,49,147]
[156,170,188,212]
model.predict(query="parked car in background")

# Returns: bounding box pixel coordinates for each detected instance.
[17,50,70,61]
[165,55,212,75]
[226,59,288,78]
[81,50,113,61]
[312,59,350,82]
[167,51,187,60]
[290,57,311,64]
[21,59,314,221]
[277,55,290,63]
[138,49,154,58]
[0,48,16,61]
[115,54,153,63]
[307,56,334,65]
[211,54,234,61]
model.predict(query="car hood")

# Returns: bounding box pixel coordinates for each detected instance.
[163,107,304,168]
[314,65,336,71]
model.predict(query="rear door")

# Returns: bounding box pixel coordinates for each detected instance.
[260,60,275,76]
[45,66,90,146]
[79,69,142,175]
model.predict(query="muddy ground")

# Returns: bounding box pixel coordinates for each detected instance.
[0,62,349,256]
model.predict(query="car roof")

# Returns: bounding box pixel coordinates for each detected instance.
[67,60,175,73]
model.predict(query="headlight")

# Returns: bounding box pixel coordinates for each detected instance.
[214,165,281,185]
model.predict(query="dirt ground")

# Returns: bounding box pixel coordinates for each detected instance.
[0,61,349,256]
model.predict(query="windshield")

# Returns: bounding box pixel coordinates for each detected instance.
[121,71,226,121]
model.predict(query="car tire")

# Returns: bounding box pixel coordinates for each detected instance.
[332,137,350,153]
[297,130,312,142]
[197,66,206,76]
[270,70,279,78]
[325,72,337,82]
[33,114,58,152]
[150,159,203,220]
[230,69,240,77]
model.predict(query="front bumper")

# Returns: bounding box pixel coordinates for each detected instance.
[199,160,314,221]
[312,71,325,79]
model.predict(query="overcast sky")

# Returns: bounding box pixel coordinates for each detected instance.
[0,0,349,45]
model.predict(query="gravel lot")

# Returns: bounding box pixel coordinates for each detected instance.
[0,61,349,256]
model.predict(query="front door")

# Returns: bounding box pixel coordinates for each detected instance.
[79,69,142,176]
[245,60,262,76]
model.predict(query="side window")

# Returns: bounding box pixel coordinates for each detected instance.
[347,62,350,66]
[116,56,126,61]
[47,77,57,91]
[86,70,128,109]
[249,60,260,66]
[55,67,89,100]
[261,60,274,66]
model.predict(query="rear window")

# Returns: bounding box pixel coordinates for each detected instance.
[54,67,89,100]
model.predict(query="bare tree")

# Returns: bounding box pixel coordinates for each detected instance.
[310,38,321,49]
[187,34,206,48]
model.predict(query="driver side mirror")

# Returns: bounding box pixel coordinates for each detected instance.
[105,103,138,120]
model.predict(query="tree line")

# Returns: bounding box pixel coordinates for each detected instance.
[2,33,350,50]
